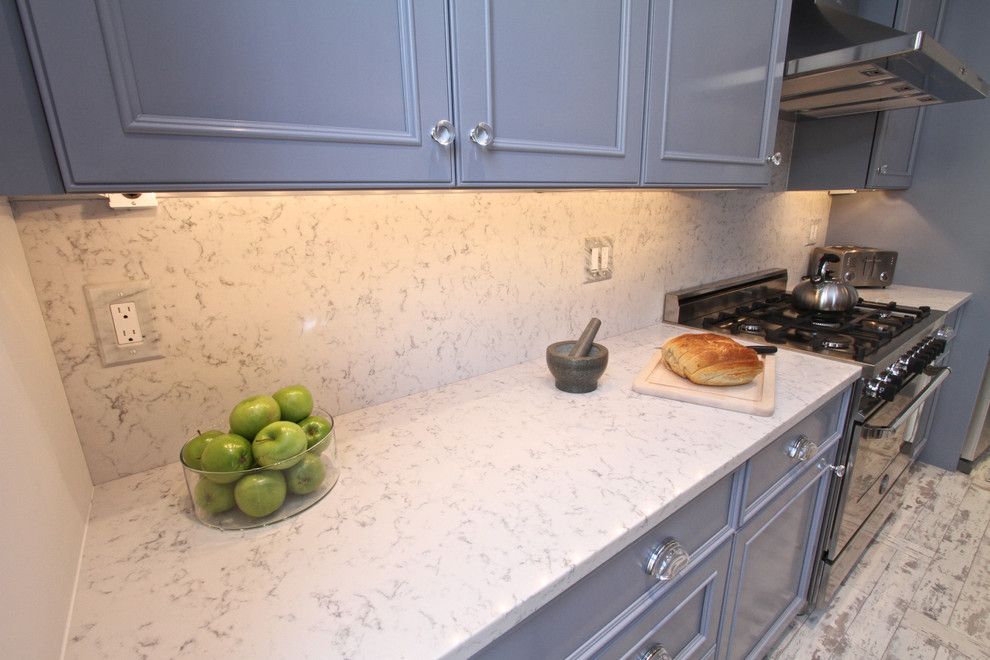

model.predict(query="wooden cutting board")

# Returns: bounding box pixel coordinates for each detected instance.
[632,348,776,416]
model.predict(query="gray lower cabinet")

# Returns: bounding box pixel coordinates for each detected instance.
[788,0,944,191]
[580,539,732,660]
[474,389,850,660]
[472,472,737,660]
[451,0,648,186]
[718,441,838,660]
[15,0,454,191]
[642,0,792,187]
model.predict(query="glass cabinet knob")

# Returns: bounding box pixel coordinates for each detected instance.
[767,152,783,166]
[430,119,455,146]
[641,644,673,660]
[647,539,690,582]
[469,122,494,147]
[786,435,819,462]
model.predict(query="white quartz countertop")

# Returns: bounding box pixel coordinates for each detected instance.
[65,324,861,660]
[857,284,972,314]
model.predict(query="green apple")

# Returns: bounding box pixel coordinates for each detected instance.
[272,385,313,423]
[229,395,281,440]
[285,453,326,495]
[299,415,333,452]
[252,421,307,468]
[193,478,236,514]
[234,471,287,518]
[181,429,223,469]
[200,433,253,483]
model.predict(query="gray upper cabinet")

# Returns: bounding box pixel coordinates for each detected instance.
[788,0,944,191]
[0,0,62,195]
[450,0,648,185]
[15,0,792,191]
[642,0,792,187]
[866,0,944,188]
[15,0,454,191]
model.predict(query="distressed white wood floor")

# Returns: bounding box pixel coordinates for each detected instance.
[769,452,990,660]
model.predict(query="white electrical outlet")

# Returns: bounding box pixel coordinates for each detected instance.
[109,302,144,345]
[584,237,614,283]
[84,280,163,366]
[806,220,821,246]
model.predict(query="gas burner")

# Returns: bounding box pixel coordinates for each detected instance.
[739,321,764,334]
[822,337,852,351]
[812,319,842,329]
[860,320,895,334]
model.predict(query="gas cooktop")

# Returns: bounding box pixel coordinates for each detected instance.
[697,293,930,363]
[663,269,946,378]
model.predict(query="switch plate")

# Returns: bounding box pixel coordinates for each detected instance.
[806,220,821,246]
[84,280,163,366]
[585,237,614,283]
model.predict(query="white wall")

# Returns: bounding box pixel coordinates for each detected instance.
[0,197,93,659]
[826,1,990,470]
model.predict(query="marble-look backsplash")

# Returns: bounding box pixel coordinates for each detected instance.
[14,188,830,483]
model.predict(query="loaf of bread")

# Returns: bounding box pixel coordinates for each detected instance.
[661,333,763,386]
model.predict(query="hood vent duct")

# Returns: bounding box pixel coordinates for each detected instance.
[782,1,988,119]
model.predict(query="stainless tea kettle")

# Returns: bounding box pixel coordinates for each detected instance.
[794,254,860,313]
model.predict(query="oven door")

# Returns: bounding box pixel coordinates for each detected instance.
[833,366,951,560]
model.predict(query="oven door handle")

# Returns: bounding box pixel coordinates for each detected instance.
[862,366,951,438]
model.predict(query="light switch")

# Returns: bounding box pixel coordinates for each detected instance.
[584,237,614,283]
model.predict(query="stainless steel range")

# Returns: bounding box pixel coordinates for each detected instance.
[664,269,954,610]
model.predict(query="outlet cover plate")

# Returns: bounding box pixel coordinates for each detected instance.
[84,280,163,367]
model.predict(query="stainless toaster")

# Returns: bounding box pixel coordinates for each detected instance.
[810,246,897,288]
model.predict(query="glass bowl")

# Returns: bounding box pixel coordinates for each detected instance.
[180,409,340,530]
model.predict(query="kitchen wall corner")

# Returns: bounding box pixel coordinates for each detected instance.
[0,196,93,660]
[13,183,830,484]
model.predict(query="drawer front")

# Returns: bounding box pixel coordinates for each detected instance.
[471,471,737,660]
[742,391,846,519]
[578,539,733,660]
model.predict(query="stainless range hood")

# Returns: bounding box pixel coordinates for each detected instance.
[782,1,989,118]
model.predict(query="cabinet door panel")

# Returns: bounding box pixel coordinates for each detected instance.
[17,0,453,190]
[867,0,944,189]
[720,448,835,660]
[452,0,648,184]
[644,0,791,186]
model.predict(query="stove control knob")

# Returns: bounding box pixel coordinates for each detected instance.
[884,366,906,389]
[931,339,947,355]
[864,379,884,398]
[878,379,898,401]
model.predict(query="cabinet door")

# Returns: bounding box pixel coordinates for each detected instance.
[0,0,62,194]
[16,0,453,191]
[451,0,648,185]
[643,0,791,187]
[867,0,944,189]
[718,454,834,660]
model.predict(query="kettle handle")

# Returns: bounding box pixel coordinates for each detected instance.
[815,253,841,281]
